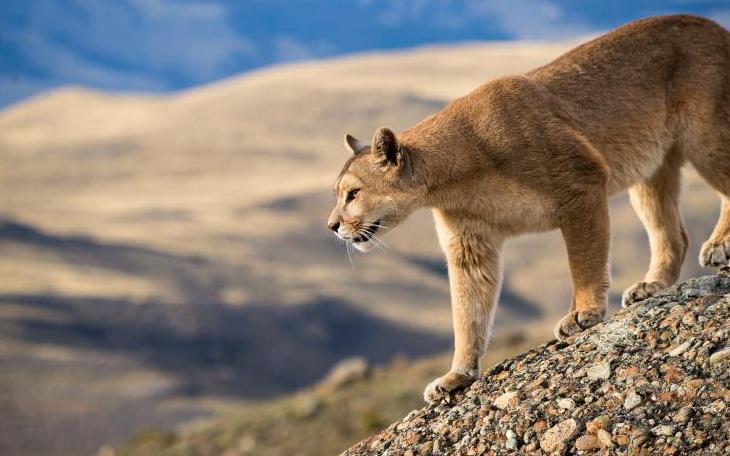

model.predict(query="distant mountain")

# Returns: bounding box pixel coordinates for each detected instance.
[2,0,729,107]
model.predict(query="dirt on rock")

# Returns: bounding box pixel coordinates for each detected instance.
[344,273,730,455]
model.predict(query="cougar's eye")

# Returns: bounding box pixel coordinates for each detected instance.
[346,189,360,203]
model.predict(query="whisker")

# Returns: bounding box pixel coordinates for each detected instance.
[370,233,390,250]
[351,245,358,265]
[346,240,354,267]
[365,219,392,230]
[366,221,392,231]
[370,239,385,252]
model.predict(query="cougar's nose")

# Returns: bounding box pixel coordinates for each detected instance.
[328,221,340,232]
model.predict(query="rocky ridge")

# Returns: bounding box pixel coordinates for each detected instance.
[345,273,730,455]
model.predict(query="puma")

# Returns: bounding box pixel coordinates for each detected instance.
[327,15,730,403]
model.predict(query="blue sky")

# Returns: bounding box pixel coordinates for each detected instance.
[1,0,730,107]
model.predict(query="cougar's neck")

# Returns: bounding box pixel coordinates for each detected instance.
[399,117,492,210]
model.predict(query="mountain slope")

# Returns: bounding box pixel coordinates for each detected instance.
[346,273,730,455]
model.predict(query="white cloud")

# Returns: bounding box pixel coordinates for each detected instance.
[6,26,167,90]
[123,0,258,80]
[467,0,593,40]
[3,0,256,91]
[376,0,433,26]
[374,0,592,39]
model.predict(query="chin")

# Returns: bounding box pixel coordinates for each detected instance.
[353,241,376,253]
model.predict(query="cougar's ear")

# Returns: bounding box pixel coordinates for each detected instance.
[344,134,366,155]
[372,126,401,166]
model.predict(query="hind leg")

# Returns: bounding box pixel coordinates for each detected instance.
[690,145,730,269]
[623,149,688,307]
[554,189,610,339]
[699,194,730,268]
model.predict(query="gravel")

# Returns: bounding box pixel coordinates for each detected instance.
[343,273,730,455]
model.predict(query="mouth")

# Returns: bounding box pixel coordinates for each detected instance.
[353,219,381,244]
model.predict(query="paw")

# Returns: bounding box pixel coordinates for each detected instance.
[423,370,476,404]
[622,281,665,308]
[699,238,730,268]
[554,309,604,340]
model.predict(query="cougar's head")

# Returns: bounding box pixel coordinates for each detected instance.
[327,127,422,252]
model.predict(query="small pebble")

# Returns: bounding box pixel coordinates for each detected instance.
[575,434,601,451]
[540,419,578,453]
[557,398,576,410]
[709,347,730,365]
[668,340,692,356]
[493,391,519,410]
[624,389,642,411]
[597,429,613,448]
[586,361,612,381]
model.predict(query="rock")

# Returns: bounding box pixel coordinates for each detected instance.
[585,415,610,434]
[660,307,684,331]
[539,419,578,453]
[575,434,601,451]
[624,389,642,411]
[681,311,697,326]
[706,399,726,415]
[596,429,613,448]
[557,398,576,410]
[533,421,548,433]
[432,422,448,436]
[495,370,510,381]
[618,365,640,379]
[673,406,691,423]
[615,434,630,447]
[662,364,683,384]
[668,340,692,356]
[709,347,730,365]
[97,446,115,456]
[417,442,432,455]
[493,391,519,410]
[586,361,611,381]
[652,425,675,436]
[319,357,370,390]
[505,430,518,450]
[293,396,322,418]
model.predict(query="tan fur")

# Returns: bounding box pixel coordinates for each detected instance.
[327,15,730,403]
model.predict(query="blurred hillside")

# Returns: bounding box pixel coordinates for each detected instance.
[116,330,548,456]
[0,40,722,455]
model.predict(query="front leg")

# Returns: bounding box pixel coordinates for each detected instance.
[424,211,503,403]
[554,191,610,340]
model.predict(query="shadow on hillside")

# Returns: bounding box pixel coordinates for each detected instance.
[0,218,235,303]
[0,293,450,399]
